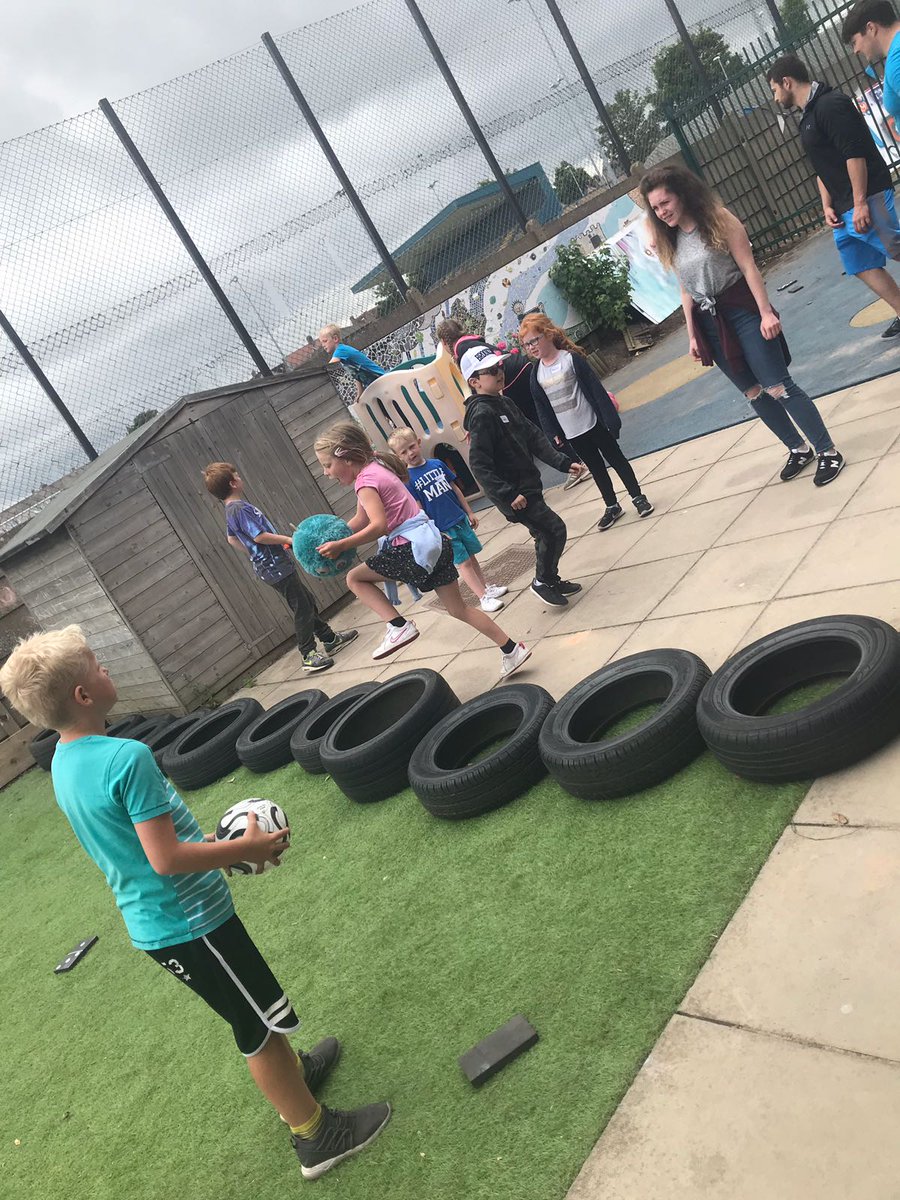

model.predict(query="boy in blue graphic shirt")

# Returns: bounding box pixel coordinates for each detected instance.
[318,323,385,399]
[388,427,508,612]
[0,626,391,1181]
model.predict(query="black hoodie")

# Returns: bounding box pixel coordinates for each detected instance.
[799,82,893,216]
[463,390,573,514]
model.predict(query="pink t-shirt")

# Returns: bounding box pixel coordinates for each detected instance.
[355,460,420,544]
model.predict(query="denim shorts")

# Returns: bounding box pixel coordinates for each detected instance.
[444,518,483,565]
[834,189,900,274]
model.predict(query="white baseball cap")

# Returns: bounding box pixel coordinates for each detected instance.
[459,345,505,381]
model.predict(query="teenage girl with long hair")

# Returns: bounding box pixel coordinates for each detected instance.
[520,313,654,530]
[640,164,843,486]
[313,422,531,677]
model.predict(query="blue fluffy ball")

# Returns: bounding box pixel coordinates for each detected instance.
[293,514,357,578]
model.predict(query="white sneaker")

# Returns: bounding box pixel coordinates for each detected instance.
[372,620,419,660]
[484,583,508,598]
[499,642,531,678]
[480,594,505,612]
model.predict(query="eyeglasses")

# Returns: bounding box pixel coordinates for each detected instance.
[473,365,502,378]
[522,336,542,350]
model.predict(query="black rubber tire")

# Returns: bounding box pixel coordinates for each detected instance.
[147,711,210,772]
[320,669,460,803]
[290,683,379,775]
[236,690,328,773]
[409,684,555,819]
[129,715,176,744]
[539,649,712,800]
[29,727,60,770]
[697,614,900,782]
[162,699,264,790]
[106,714,147,739]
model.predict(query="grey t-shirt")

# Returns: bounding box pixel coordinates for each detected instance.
[674,225,742,309]
[536,350,597,439]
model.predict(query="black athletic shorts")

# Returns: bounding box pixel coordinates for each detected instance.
[146,914,299,1057]
[365,535,457,593]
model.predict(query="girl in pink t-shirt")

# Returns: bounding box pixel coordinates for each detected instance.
[314,421,530,675]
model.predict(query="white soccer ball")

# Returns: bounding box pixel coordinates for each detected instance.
[214,797,289,876]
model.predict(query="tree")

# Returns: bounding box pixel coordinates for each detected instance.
[126,409,158,434]
[651,27,744,110]
[548,241,632,334]
[779,0,813,38]
[373,270,425,318]
[552,162,598,206]
[597,89,665,168]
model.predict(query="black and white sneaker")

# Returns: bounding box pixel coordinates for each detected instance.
[813,450,845,487]
[632,494,654,517]
[555,579,583,596]
[881,317,900,338]
[597,503,624,531]
[530,579,568,606]
[780,447,815,481]
[292,1102,392,1181]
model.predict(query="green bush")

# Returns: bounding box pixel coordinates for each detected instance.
[549,241,632,334]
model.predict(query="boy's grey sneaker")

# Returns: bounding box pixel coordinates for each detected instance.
[321,630,358,655]
[597,503,624,531]
[292,1102,392,1181]
[530,579,568,606]
[780,447,815,481]
[555,579,582,596]
[302,650,334,673]
[813,451,845,487]
[300,1037,342,1094]
[881,316,900,338]
[632,494,654,517]
[564,466,589,489]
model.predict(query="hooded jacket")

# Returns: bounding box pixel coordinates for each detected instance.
[529,351,622,445]
[463,391,573,513]
[799,82,893,216]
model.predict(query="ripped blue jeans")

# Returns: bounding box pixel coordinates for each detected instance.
[695,304,834,455]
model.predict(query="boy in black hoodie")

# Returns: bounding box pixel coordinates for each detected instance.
[461,345,586,608]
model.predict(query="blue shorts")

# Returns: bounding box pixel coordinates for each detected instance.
[833,189,900,274]
[444,518,483,565]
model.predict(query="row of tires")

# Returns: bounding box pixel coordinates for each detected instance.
[30,616,900,817]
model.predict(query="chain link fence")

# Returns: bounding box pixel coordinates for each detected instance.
[0,0,870,517]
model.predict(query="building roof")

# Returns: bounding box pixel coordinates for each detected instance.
[351,163,560,294]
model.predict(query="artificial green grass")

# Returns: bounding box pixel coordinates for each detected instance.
[1,752,809,1200]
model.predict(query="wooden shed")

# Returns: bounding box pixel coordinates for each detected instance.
[0,369,355,716]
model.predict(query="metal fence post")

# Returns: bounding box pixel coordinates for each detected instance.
[0,305,98,462]
[98,99,273,378]
[261,32,410,301]
[662,0,725,120]
[401,0,531,233]
[540,0,631,175]
[762,0,790,42]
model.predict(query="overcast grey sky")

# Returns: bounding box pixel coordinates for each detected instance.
[0,0,365,141]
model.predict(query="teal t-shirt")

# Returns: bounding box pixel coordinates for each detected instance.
[51,735,234,951]
[884,32,900,123]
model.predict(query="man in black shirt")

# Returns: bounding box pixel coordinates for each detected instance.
[767,54,900,338]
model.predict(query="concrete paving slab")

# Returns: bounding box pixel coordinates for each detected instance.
[613,603,765,671]
[841,447,900,518]
[639,465,707,515]
[558,516,655,580]
[652,525,826,617]
[737,581,900,649]
[616,494,754,567]
[779,509,900,596]
[553,553,702,633]
[484,580,572,644]
[713,457,867,545]
[567,1014,900,1200]
[794,736,900,829]
[682,827,900,1060]
[642,423,752,482]
[256,649,304,685]
[671,448,781,509]
[375,653,455,684]
[824,407,900,464]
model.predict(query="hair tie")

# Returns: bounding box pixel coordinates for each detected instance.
[333,446,349,459]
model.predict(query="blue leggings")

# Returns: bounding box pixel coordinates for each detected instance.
[696,305,834,455]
